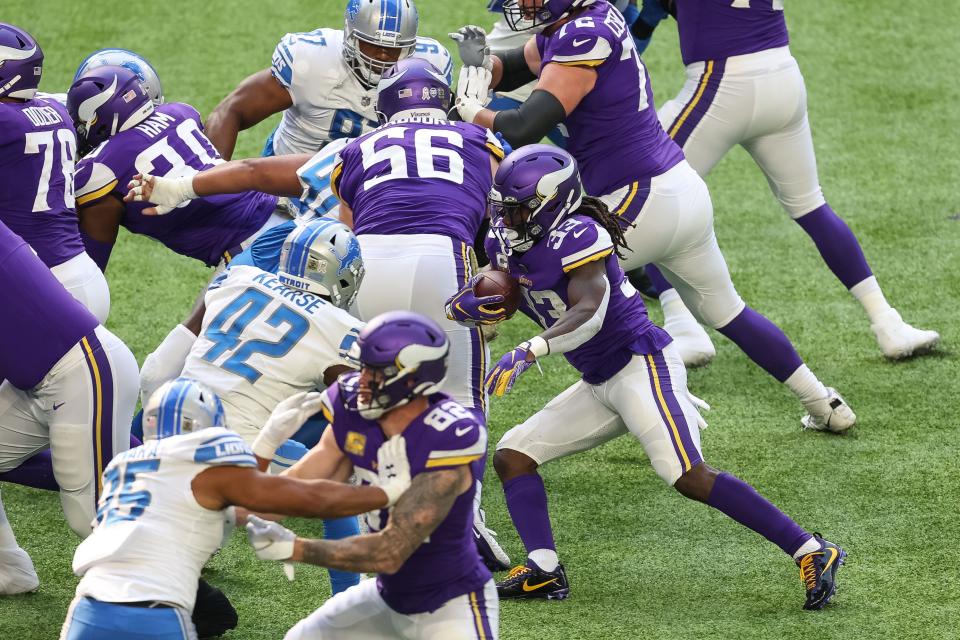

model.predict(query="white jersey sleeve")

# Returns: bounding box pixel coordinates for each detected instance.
[181,265,363,442]
[72,429,253,610]
[412,37,454,85]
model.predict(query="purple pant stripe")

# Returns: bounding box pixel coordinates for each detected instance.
[451,238,485,413]
[81,330,114,501]
[646,352,702,473]
[471,588,495,640]
[613,177,653,226]
[668,58,727,149]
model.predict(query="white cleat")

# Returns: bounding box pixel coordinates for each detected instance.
[0,547,39,595]
[801,388,857,434]
[871,309,940,360]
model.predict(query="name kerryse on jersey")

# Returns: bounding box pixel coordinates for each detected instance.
[73,103,278,267]
[332,118,504,244]
[486,216,671,384]
[269,28,454,156]
[536,2,682,196]
[324,375,491,614]
[0,98,86,268]
[675,0,789,66]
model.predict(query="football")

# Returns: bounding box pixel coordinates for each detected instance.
[474,269,522,318]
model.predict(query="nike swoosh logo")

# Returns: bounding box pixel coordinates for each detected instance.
[522,578,558,591]
[572,38,591,47]
[821,547,839,572]
[53,402,65,411]
[455,426,473,436]
[572,228,587,238]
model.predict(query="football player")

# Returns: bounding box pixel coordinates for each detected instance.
[452,0,855,432]
[0,217,138,593]
[67,65,288,274]
[451,145,845,611]
[637,0,939,360]
[204,0,452,161]
[245,312,499,639]
[0,23,110,322]
[60,379,412,639]
[74,47,164,105]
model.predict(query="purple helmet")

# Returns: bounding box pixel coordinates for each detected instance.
[375,57,451,123]
[489,144,583,253]
[67,65,153,153]
[0,23,43,99]
[342,311,449,419]
[501,0,596,31]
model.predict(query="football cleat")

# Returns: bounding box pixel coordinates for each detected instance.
[798,535,846,610]
[801,388,856,433]
[0,546,39,595]
[474,511,512,572]
[497,562,569,600]
[625,266,659,300]
[871,308,940,360]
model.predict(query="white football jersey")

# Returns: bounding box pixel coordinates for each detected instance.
[72,428,256,611]
[181,265,363,442]
[268,28,454,156]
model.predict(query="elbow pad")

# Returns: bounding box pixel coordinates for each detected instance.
[495,46,537,92]
[493,89,567,149]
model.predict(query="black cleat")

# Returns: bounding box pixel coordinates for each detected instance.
[626,266,659,300]
[496,562,570,600]
[798,535,846,610]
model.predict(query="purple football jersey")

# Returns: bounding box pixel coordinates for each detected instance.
[74,103,278,267]
[332,117,503,245]
[325,375,491,614]
[0,98,85,267]
[0,219,98,390]
[675,0,789,65]
[536,2,682,197]
[486,216,671,384]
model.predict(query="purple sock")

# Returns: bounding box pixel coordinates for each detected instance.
[707,472,811,557]
[795,203,873,289]
[503,473,556,555]
[0,450,58,491]
[717,307,803,382]
[645,264,674,296]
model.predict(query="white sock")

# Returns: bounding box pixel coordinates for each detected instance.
[784,365,829,404]
[0,491,20,551]
[472,480,484,525]
[528,549,559,572]
[792,536,822,560]
[850,276,893,322]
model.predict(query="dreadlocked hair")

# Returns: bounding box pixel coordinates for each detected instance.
[574,196,631,259]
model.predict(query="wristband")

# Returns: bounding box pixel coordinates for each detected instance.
[527,336,550,358]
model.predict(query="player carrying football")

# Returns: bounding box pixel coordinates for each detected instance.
[451,0,856,432]
[449,145,845,611]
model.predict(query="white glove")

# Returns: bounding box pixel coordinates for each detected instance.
[139,324,197,407]
[686,390,711,430]
[125,173,198,215]
[455,66,492,124]
[377,435,412,507]
[251,391,325,460]
[449,25,492,71]
[246,515,297,581]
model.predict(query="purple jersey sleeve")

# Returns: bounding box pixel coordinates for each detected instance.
[412,399,487,472]
[539,17,616,69]
[548,218,615,274]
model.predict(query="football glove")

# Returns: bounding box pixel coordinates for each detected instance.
[485,342,537,397]
[246,515,297,581]
[125,173,197,215]
[445,275,507,326]
[251,391,325,460]
[377,435,412,507]
[449,25,492,71]
[455,66,492,124]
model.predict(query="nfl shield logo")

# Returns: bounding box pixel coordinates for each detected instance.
[361,96,371,107]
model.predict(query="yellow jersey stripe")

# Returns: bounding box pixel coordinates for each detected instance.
[485,142,505,160]
[425,454,483,468]
[80,337,105,494]
[329,163,344,200]
[222,250,233,263]
[76,179,119,206]
[645,355,692,471]
[562,248,614,273]
[669,60,714,140]
[614,182,639,216]
[469,591,487,640]
[321,402,333,424]
[555,59,604,68]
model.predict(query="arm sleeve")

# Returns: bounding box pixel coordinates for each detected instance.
[495,46,537,92]
[545,273,610,354]
[491,89,567,148]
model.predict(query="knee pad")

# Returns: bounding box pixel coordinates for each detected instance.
[781,189,826,220]
[60,487,95,538]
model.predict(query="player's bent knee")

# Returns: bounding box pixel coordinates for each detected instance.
[60,489,96,538]
[492,447,538,481]
[780,191,826,220]
[673,462,717,503]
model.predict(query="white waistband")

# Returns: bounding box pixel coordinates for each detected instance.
[358,233,462,257]
[687,46,794,76]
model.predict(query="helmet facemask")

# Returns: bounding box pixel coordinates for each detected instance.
[502,0,553,31]
[343,29,415,88]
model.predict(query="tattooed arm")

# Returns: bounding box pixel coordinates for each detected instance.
[291,466,471,574]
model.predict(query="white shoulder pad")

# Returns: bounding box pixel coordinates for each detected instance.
[413,37,454,85]
[272,28,344,91]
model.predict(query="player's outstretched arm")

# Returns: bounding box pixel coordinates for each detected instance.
[205,69,293,160]
[264,466,470,575]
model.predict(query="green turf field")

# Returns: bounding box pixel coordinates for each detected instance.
[2,1,959,638]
